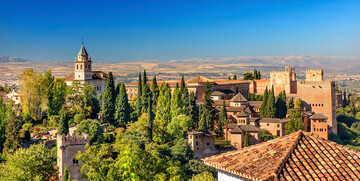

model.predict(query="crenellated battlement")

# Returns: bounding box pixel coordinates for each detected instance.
[298,80,335,87]
[59,132,89,146]
[306,69,323,73]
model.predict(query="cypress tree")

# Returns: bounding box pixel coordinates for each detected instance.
[198,105,207,131]
[275,91,287,118]
[136,72,142,116]
[115,82,122,97]
[3,109,20,155]
[266,86,276,118]
[343,90,347,107]
[254,69,258,79]
[58,112,69,135]
[63,165,70,181]
[188,91,198,128]
[243,131,250,147]
[180,75,186,92]
[147,99,153,142]
[257,71,261,79]
[170,83,182,117]
[141,83,152,114]
[260,87,268,118]
[141,70,152,114]
[287,97,295,109]
[218,100,228,133]
[115,84,130,128]
[151,76,159,107]
[233,74,237,80]
[228,76,231,80]
[154,82,172,143]
[202,81,214,130]
[101,72,115,124]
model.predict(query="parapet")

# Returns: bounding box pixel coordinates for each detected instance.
[59,132,89,146]
[297,80,335,87]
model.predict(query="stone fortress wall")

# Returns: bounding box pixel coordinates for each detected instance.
[57,133,89,181]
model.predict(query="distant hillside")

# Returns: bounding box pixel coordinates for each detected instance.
[0,56,30,63]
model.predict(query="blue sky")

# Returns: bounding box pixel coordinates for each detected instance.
[0,0,359,62]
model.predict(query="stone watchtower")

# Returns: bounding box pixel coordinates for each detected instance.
[57,133,89,181]
[306,69,323,81]
[74,43,92,81]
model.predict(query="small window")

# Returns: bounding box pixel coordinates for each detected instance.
[196,141,198,146]
[206,142,210,146]
[80,65,82,69]
[73,159,79,165]
[277,124,280,128]
[267,123,269,126]
[190,135,192,139]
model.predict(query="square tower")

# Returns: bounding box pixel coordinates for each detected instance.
[74,44,93,81]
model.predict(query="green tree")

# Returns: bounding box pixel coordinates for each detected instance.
[191,171,216,181]
[18,68,44,121]
[285,99,305,134]
[141,82,152,114]
[233,74,237,80]
[171,83,183,118]
[260,87,269,118]
[1,144,57,180]
[63,165,70,181]
[198,105,207,131]
[101,72,115,125]
[170,138,193,164]
[66,81,98,117]
[243,72,254,80]
[151,75,159,107]
[76,119,104,144]
[188,92,198,129]
[167,114,192,140]
[287,97,294,109]
[115,84,131,128]
[259,129,276,142]
[0,98,8,149]
[217,100,228,136]
[115,82,122,97]
[275,90,287,118]
[136,72,142,116]
[254,69,258,79]
[58,112,69,135]
[243,131,250,147]
[47,78,67,116]
[266,86,276,118]
[202,81,214,130]
[147,100,154,142]
[3,109,20,155]
[154,83,172,143]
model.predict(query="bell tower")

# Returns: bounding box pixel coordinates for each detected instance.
[74,42,92,81]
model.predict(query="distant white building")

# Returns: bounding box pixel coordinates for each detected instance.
[65,43,107,95]
[6,88,21,105]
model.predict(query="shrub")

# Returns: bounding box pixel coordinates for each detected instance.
[105,125,116,132]
[22,122,33,130]
[23,113,32,122]
[48,115,60,128]
[33,126,40,132]
[74,114,85,124]
[104,133,115,143]
[20,129,31,141]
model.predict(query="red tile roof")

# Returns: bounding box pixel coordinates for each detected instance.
[230,93,248,102]
[203,131,360,180]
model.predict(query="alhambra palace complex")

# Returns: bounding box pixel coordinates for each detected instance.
[56,45,340,180]
[126,66,337,151]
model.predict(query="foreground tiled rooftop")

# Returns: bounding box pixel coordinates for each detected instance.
[203,131,360,180]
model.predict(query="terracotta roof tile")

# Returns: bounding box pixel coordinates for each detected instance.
[230,93,248,102]
[203,131,360,180]
[310,113,328,120]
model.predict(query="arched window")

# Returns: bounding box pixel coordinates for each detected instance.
[80,65,82,69]
[76,65,78,70]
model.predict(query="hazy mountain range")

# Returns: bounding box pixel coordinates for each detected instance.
[0,55,359,75]
[0,56,30,63]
